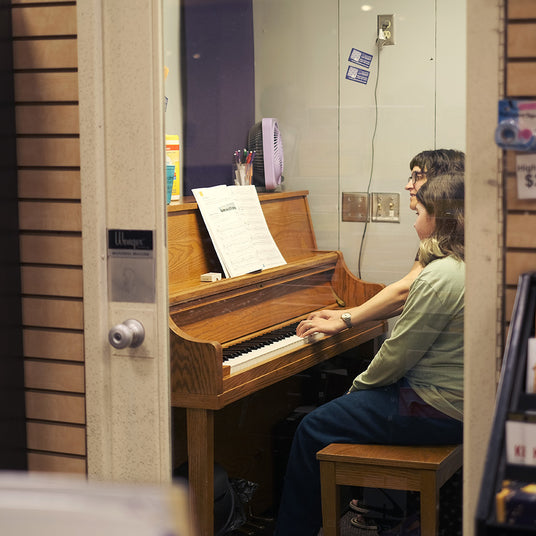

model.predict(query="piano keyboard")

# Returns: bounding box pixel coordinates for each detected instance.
[223,323,324,373]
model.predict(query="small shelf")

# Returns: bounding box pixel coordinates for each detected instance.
[516,392,536,413]
[476,272,536,535]
[504,462,536,483]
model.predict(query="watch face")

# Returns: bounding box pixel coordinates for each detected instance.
[341,313,352,328]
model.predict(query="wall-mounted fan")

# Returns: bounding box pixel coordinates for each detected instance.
[247,117,284,191]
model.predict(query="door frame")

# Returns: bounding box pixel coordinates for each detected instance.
[77,0,171,482]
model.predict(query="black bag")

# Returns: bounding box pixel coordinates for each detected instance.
[174,463,257,535]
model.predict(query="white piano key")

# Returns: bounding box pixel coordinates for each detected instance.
[225,332,325,374]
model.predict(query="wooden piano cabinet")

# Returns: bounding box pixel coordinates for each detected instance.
[167,191,387,536]
[173,352,377,536]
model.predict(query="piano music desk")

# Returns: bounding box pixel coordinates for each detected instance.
[167,191,387,536]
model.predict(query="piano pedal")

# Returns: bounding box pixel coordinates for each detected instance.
[247,506,275,524]
[235,525,257,536]
[243,518,266,531]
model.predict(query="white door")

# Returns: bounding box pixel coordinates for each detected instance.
[77,0,171,482]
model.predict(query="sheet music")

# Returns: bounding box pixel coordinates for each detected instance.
[192,185,286,278]
[228,186,287,269]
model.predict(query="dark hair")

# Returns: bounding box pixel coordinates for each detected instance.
[416,173,465,265]
[410,149,465,179]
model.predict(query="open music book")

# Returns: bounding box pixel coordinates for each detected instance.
[192,185,286,278]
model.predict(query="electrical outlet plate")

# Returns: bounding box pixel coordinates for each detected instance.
[371,193,400,223]
[377,14,395,46]
[342,192,369,222]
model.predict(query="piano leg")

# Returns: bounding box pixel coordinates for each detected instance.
[187,408,215,536]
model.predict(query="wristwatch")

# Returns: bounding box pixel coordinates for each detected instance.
[341,312,352,329]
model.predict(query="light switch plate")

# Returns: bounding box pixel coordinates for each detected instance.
[371,193,400,222]
[342,192,369,222]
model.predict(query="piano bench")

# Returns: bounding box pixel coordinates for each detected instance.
[316,442,463,536]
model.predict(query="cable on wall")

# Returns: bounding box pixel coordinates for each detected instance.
[357,40,382,279]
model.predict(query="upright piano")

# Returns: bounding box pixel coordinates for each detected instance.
[167,190,387,536]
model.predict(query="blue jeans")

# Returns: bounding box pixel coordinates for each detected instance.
[273,379,463,536]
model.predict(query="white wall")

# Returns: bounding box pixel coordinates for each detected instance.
[163,0,182,150]
[253,0,466,290]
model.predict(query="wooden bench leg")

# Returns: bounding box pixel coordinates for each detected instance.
[420,473,440,536]
[319,460,340,536]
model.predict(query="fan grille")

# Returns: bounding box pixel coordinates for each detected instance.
[247,118,284,190]
[247,123,265,182]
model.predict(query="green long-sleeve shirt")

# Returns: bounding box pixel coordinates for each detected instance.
[350,255,465,421]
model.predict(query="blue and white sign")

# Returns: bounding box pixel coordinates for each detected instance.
[348,48,372,69]
[346,65,370,85]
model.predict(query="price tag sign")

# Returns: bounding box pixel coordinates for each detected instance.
[516,154,536,199]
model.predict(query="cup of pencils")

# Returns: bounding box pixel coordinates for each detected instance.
[233,149,255,186]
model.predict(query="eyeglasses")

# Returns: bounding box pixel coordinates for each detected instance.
[408,170,426,186]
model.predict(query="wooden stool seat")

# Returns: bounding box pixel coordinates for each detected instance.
[316,443,463,536]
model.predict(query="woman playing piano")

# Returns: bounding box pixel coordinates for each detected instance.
[297,149,465,338]
[274,172,465,536]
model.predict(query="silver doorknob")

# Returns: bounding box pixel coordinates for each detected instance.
[108,319,145,349]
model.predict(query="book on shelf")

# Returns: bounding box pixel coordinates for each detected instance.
[506,338,536,466]
[526,338,536,394]
[192,185,286,279]
[496,479,536,526]
[506,413,536,465]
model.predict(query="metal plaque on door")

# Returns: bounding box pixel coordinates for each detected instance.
[107,229,155,303]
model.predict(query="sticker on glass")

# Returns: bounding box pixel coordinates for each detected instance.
[348,48,372,69]
[346,66,370,85]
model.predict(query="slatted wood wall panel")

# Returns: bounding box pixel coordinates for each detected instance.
[504,0,536,324]
[12,0,86,474]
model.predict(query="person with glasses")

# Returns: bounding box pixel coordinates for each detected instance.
[296,149,465,340]
[406,149,465,211]
[275,173,465,536]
